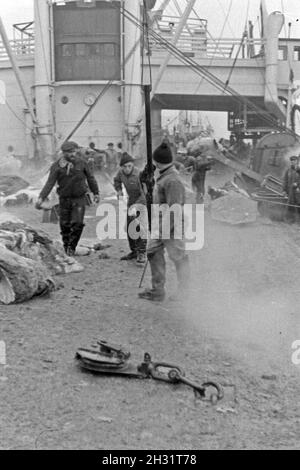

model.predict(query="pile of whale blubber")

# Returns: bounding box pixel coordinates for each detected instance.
[0,214,84,304]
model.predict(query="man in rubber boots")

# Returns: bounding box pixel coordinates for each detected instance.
[114,152,147,265]
[191,155,214,204]
[139,143,190,302]
[283,155,300,223]
[36,141,100,256]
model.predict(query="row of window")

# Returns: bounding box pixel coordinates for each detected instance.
[58,43,119,58]
[278,45,300,61]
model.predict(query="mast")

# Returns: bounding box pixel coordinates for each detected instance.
[123,0,143,154]
[34,0,55,161]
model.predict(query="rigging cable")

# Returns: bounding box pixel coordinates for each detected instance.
[0,88,34,132]
[193,0,234,95]
[143,12,298,136]
[224,0,251,91]
[113,2,300,139]
[191,2,229,58]
[215,0,237,38]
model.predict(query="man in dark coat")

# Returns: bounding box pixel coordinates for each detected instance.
[191,155,214,203]
[283,155,300,223]
[36,141,100,256]
[114,152,147,264]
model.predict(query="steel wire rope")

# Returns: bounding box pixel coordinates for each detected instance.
[191,1,230,58]
[193,0,234,95]
[223,0,251,91]
[145,22,299,136]
[143,19,292,133]
[166,0,179,18]
[113,2,300,139]
[0,87,33,131]
[215,0,237,38]
[63,78,114,142]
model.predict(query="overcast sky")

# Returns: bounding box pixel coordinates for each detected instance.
[0,0,300,38]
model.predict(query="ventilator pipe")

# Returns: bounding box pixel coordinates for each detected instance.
[264,10,286,122]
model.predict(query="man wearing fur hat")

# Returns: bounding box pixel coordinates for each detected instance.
[114,152,147,264]
[36,141,100,256]
[139,143,190,302]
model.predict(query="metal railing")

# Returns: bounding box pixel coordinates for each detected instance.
[154,14,207,34]
[149,35,265,59]
[0,38,35,61]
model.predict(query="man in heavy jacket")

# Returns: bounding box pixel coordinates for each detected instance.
[139,143,190,302]
[283,155,300,223]
[106,143,119,175]
[36,141,100,256]
[191,155,214,203]
[114,152,147,264]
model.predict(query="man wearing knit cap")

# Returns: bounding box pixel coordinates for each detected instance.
[283,155,300,223]
[36,141,100,256]
[114,152,147,264]
[139,143,190,302]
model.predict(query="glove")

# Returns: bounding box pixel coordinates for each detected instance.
[35,198,43,210]
[94,194,100,204]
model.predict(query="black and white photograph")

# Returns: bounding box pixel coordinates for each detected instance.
[0,0,300,452]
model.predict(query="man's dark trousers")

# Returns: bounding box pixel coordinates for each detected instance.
[126,214,147,255]
[59,197,86,252]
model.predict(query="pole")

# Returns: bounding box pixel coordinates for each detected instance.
[143,84,154,231]
[0,17,37,127]
[139,259,149,288]
[34,0,55,160]
[144,85,154,176]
